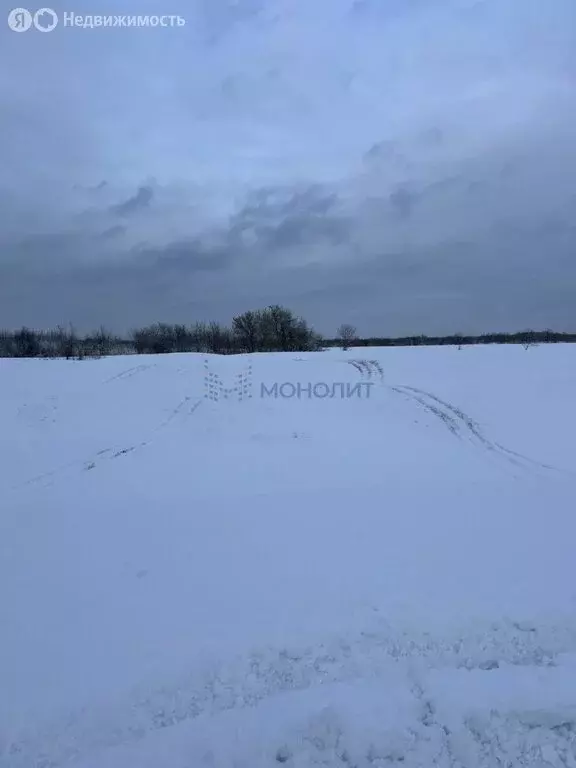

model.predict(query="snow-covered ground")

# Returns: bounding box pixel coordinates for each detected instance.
[1,344,576,767]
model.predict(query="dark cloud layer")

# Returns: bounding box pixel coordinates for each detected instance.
[0,0,575,335]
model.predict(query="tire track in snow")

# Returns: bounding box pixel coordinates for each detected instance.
[9,397,204,492]
[346,359,566,476]
[390,385,462,438]
[395,384,560,473]
[103,364,156,384]
[346,358,385,383]
[391,383,563,475]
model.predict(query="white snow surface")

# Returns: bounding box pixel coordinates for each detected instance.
[1,344,576,767]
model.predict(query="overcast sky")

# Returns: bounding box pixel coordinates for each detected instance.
[1,0,575,336]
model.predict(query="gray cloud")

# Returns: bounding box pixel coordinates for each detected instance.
[0,0,575,335]
[98,225,127,240]
[111,186,155,217]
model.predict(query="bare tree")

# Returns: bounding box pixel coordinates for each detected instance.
[232,310,260,353]
[54,324,82,359]
[191,322,209,353]
[233,306,319,353]
[520,329,538,350]
[13,327,40,358]
[337,323,357,351]
[206,321,229,354]
[453,332,464,351]
[88,326,117,357]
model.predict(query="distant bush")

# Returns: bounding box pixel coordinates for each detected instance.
[336,323,357,351]
[233,305,321,353]
[0,325,127,359]
[13,327,41,358]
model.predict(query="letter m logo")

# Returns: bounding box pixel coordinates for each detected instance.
[203,360,253,402]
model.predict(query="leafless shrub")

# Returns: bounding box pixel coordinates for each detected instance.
[336,323,357,351]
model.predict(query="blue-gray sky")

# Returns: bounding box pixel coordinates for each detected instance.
[1,0,575,336]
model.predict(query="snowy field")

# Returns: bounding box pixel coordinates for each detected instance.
[1,344,576,768]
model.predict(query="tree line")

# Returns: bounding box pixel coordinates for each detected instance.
[1,308,574,359]
[329,328,576,350]
[0,306,322,359]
